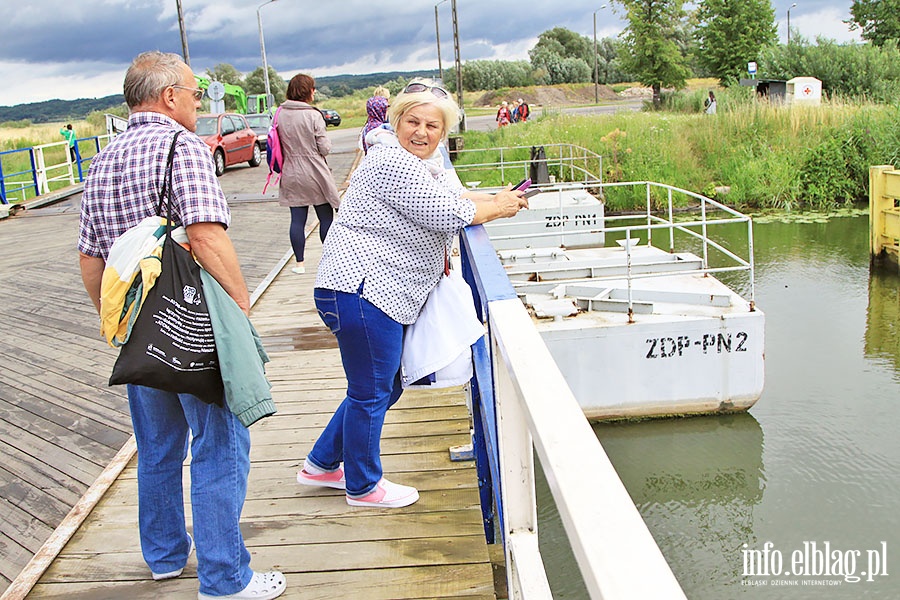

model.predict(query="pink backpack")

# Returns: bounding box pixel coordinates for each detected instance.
[263,106,283,193]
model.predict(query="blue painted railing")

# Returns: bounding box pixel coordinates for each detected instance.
[460,224,518,543]
[0,136,109,205]
[458,223,687,599]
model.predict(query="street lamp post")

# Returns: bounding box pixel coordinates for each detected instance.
[593,5,607,104]
[787,3,797,45]
[257,0,278,111]
[435,0,449,82]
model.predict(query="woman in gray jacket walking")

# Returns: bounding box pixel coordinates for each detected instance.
[278,74,340,274]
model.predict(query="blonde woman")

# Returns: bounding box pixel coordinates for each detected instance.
[297,82,528,508]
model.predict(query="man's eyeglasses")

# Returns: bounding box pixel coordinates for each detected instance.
[403,82,450,99]
[173,85,205,101]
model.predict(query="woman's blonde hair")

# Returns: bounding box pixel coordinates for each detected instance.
[387,84,460,140]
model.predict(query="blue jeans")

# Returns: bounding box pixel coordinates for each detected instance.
[290,204,334,262]
[309,288,404,497]
[128,384,253,596]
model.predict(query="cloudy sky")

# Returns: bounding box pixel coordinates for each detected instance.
[0,0,861,107]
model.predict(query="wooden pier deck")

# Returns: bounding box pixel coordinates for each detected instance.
[0,154,497,599]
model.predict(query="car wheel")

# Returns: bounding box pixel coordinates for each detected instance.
[214,149,225,177]
[249,143,262,167]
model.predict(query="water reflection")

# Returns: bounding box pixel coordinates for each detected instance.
[536,213,900,598]
[536,413,765,597]
[865,266,900,380]
[596,414,764,593]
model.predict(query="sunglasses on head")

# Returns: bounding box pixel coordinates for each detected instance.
[403,82,449,99]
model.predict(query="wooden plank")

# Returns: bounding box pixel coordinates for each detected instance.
[250,418,470,441]
[0,398,124,464]
[28,564,496,600]
[41,536,489,583]
[0,534,33,587]
[0,467,70,529]
[0,365,131,433]
[0,445,84,509]
[0,497,54,555]
[0,422,104,487]
[0,393,128,450]
[109,466,479,504]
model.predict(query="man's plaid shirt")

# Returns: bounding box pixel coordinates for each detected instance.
[78,112,230,259]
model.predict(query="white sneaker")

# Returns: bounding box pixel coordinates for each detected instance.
[346,478,419,508]
[197,571,286,600]
[151,534,194,580]
[290,264,305,274]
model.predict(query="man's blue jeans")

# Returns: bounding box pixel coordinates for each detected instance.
[309,288,404,497]
[127,384,253,596]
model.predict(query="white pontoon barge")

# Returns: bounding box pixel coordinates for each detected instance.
[456,144,764,420]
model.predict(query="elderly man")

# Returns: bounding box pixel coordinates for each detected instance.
[77,51,285,600]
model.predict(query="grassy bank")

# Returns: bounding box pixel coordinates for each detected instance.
[459,92,900,212]
[0,119,99,151]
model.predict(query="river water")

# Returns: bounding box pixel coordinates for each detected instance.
[536,212,900,598]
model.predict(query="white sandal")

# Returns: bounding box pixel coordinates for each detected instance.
[197,570,286,599]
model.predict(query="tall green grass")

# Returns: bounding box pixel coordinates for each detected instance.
[459,91,900,211]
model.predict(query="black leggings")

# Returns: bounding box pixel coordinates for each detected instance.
[289,204,334,262]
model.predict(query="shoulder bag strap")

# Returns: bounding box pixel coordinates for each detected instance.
[157,130,183,222]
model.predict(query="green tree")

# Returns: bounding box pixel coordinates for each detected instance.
[614,0,692,107]
[694,0,777,85]
[849,0,900,46]
[595,37,632,84]
[205,63,243,86]
[529,27,593,84]
[243,66,287,106]
[533,27,593,65]
[460,60,533,90]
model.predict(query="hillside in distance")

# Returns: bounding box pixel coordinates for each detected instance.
[0,94,125,124]
[315,69,440,94]
[0,69,441,124]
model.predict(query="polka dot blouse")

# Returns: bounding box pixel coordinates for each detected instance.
[315,143,477,324]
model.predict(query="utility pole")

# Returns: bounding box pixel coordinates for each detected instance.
[176,0,190,67]
[435,0,449,82]
[451,0,465,131]
[593,5,606,104]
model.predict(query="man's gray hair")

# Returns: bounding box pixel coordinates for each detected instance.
[123,51,188,108]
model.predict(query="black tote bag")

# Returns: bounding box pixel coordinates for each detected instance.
[108,132,224,405]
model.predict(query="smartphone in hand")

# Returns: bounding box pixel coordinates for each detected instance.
[513,178,532,191]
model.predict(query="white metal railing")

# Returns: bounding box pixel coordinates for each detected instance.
[452,143,603,188]
[485,180,757,316]
[488,297,687,599]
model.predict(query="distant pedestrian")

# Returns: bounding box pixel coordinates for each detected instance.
[361,95,389,155]
[496,101,511,127]
[60,123,77,161]
[278,73,341,275]
[517,98,530,122]
[704,90,717,115]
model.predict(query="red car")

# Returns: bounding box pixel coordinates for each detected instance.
[195,113,262,176]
